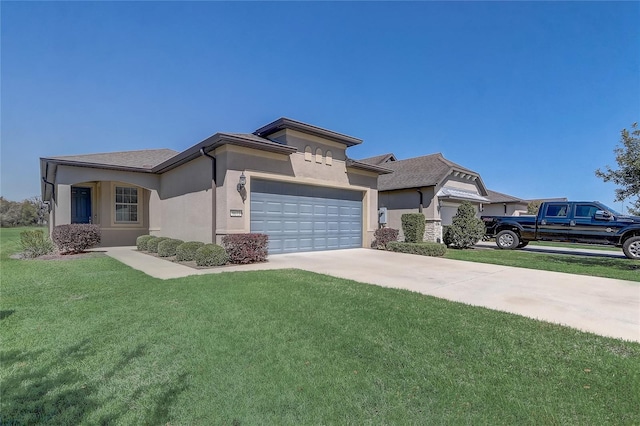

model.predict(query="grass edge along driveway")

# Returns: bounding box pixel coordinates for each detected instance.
[2,228,639,424]
[444,245,639,282]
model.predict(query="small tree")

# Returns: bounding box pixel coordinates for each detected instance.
[527,200,542,215]
[443,202,485,249]
[595,123,640,215]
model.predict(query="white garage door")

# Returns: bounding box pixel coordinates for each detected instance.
[250,180,363,254]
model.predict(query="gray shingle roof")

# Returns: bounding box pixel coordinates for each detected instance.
[359,153,397,165]
[486,190,524,203]
[370,153,482,192]
[44,149,178,170]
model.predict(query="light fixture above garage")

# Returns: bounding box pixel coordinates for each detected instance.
[237,172,246,192]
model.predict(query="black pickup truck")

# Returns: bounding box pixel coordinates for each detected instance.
[482,201,640,260]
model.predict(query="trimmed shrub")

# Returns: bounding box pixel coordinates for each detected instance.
[372,227,399,250]
[52,224,101,254]
[20,229,55,258]
[146,237,170,254]
[444,202,486,249]
[158,238,184,257]
[136,235,154,251]
[387,241,447,257]
[176,241,205,262]
[222,233,268,264]
[195,244,229,267]
[401,213,425,243]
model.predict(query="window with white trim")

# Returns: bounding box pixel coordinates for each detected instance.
[115,186,139,222]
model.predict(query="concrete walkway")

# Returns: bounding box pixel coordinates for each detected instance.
[102,247,640,342]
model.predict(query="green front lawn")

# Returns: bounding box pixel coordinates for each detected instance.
[528,241,620,251]
[2,228,639,424]
[445,246,640,282]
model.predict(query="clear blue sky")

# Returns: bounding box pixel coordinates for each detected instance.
[2,1,639,212]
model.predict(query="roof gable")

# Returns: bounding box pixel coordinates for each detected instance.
[359,153,397,165]
[368,153,486,193]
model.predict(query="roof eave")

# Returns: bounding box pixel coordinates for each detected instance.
[254,117,363,147]
[152,133,297,173]
[40,157,156,174]
[346,159,393,174]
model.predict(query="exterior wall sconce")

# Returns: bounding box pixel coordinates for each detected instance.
[237,172,246,192]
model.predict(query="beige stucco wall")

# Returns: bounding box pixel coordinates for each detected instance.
[443,175,480,192]
[482,202,529,217]
[378,187,437,241]
[269,129,348,161]
[97,182,150,246]
[51,179,151,247]
[156,155,214,243]
[55,165,160,191]
[213,144,378,248]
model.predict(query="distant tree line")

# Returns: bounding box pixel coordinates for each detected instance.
[0,196,48,227]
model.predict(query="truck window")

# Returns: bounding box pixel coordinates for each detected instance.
[575,204,599,218]
[546,204,569,217]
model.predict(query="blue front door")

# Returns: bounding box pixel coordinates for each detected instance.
[71,187,92,224]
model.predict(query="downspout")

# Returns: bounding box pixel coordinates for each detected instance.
[200,148,217,244]
[42,177,56,203]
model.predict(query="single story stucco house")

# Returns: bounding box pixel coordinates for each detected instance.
[359,153,528,242]
[40,118,390,253]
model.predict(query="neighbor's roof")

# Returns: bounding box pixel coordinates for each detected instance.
[359,153,397,165]
[363,152,487,193]
[42,149,179,171]
[486,189,525,204]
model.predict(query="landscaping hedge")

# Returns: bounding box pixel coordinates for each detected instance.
[372,227,399,250]
[222,233,268,264]
[52,224,101,254]
[175,241,205,262]
[401,213,425,243]
[386,241,447,257]
[146,237,170,254]
[195,244,229,267]
[20,229,54,258]
[158,238,184,257]
[136,235,154,251]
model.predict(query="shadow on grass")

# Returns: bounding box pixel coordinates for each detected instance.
[1,341,189,424]
[0,310,15,320]
[522,246,627,260]
[535,252,640,271]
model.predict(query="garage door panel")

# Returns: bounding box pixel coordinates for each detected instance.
[251,181,362,254]
[299,204,313,215]
[283,203,298,215]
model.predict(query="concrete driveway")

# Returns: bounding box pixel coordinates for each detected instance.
[104,247,640,342]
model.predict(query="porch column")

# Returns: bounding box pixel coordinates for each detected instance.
[54,184,72,227]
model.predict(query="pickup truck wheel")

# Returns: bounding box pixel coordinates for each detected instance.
[623,236,640,260]
[517,241,529,248]
[496,230,520,250]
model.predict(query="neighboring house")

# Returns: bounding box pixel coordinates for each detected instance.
[40,118,390,253]
[483,190,529,216]
[360,152,528,242]
[360,153,491,242]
